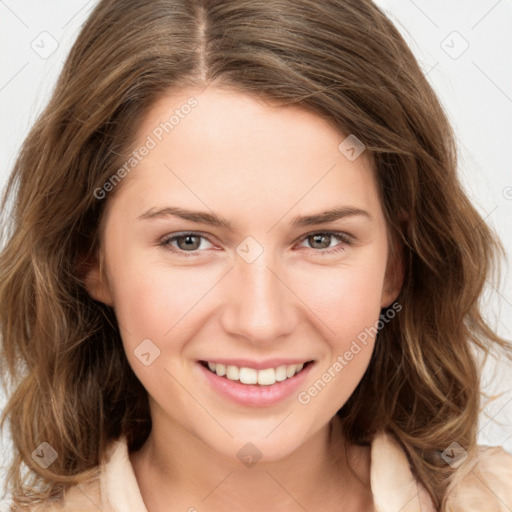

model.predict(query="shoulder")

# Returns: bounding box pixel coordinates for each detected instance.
[23,478,106,512]
[20,438,129,512]
[444,444,512,511]
[370,431,512,512]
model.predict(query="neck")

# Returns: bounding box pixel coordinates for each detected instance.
[129,414,373,512]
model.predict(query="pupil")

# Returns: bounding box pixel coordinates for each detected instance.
[312,234,329,249]
[180,235,199,250]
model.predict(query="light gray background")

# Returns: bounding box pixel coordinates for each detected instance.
[1,0,511,502]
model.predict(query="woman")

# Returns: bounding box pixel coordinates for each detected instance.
[1,1,511,510]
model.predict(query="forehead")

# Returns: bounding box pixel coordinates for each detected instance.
[107,86,383,228]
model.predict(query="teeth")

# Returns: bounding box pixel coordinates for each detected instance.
[275,365,287,381]
[286,364,297,378]
[239,367,258,384]
[257,368,275,386]
[205,361,308,385]
[226,365,239,380]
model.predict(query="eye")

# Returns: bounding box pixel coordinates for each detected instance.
[159,230,352,257]
[296,231,352,256]
[159,232,214,256]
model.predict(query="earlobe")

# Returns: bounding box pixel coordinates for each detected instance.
[380,242,405,308]
[79,252,114,306]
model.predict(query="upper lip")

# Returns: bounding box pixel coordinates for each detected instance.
[199,358,314,370]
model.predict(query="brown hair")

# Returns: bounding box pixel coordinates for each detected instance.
[1,0,511,509]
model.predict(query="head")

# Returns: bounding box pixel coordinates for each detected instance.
[0,0,509,510]
[82,84,404,464]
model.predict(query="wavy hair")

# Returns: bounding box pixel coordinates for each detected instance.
[1,0,511,509]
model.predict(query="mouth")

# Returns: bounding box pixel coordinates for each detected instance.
[199,360,315,386]
[197,358,316,407]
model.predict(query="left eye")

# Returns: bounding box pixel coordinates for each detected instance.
[159,231,351,257]
[297,232,351,255]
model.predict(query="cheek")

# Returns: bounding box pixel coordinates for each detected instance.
[106,244,220,360]
[293,263,384,415]
[292,256,387,346]
[110,264,199,339]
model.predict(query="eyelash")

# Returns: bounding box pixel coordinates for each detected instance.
[159,231,352,257]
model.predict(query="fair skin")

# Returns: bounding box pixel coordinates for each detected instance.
[85,86,402,512]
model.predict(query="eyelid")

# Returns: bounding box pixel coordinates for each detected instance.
[159,229,354,258]
[295,229,354,244]
[159,231,218,254]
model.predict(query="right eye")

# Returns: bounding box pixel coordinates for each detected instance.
[159,232,215,256]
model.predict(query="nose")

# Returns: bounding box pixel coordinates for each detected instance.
[219,252,297,346]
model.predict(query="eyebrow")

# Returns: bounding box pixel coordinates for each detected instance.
[138,205,371,230]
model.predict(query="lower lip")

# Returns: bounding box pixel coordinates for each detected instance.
[197,361,315,407]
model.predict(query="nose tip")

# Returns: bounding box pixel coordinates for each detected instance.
[219,259,296,345]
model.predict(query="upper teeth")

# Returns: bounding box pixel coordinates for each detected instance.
[206,362,306,386]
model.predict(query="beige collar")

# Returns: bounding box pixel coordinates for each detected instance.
[99,431,437,512]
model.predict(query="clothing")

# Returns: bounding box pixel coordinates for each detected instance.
[29,431,512,512]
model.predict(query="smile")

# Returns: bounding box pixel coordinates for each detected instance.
[197,359,316,407]
[200,360,313,386]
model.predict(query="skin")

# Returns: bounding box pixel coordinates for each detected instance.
[84,86,403,512]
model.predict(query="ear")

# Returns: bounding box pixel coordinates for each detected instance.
[380,237,404,308]
[78,250,114,306]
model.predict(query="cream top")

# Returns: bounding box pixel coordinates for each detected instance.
[30,431,512,512]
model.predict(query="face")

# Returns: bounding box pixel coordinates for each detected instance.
[85,86,402,461]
